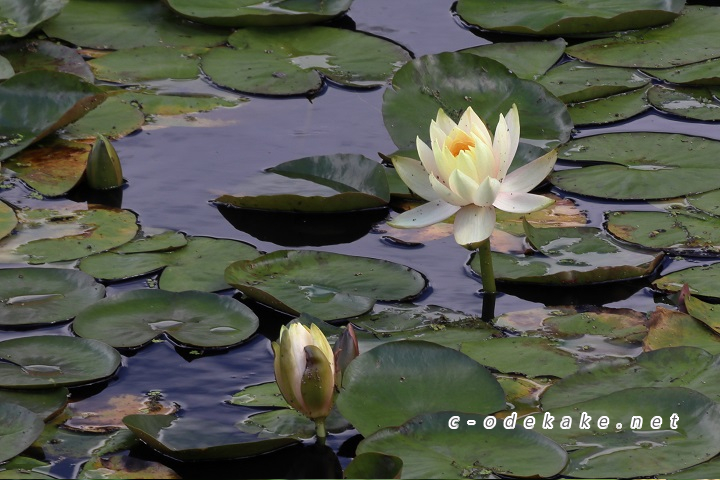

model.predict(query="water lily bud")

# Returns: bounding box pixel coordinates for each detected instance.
[86,133,123,190]
[333,324,359,386]
[272,323,336,422]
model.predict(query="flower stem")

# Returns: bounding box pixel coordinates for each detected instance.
[315,418,327,446]
[476,239,497,295]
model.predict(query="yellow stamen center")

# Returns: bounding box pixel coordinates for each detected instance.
[446,130,475,157]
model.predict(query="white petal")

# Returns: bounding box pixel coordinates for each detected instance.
[500,149,557,194]
[436,145,458,183]
[497,104,521,180]
[388,200,460,229]
[435,108,457,135]
[448,169,479,203]
[416,137,439,177]
[430,174,468,206]
[393,156,439,201]
[460,107,492,147]
[472,177,501,207]
[492,113,514,182]
[455,148,480,183]
[453,205,496,246]
[429,121,447,149]
[469,136,497,181]
[493,191,554,213]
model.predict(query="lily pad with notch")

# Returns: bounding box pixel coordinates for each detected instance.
[647,85,720,121]
[72,289,258,349]
[0,267,105,327]
[568,86,651,126]
[225,250,426,321]
[459,38,566,80]
[0,0,67,39]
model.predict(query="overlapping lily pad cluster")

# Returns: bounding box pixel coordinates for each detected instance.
[3,0,720,478]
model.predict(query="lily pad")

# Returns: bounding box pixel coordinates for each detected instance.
[42,0,228,50]
[653,263,720,300]
[60,95,145,140]
[0,403,44,463]
[351,303,480,334]
[0,201,16,240]
[552,133,720,200]
[0,336,121,388]
[202,27,410,96]
[114,231,187,254]
[0,0,67,38]
[0,387,68,421]
[647,85,720,121]
[230,382,287,408]
[382,53,572,151]
[78,453,180,480]
[568,86,650,126]
[455,0,684,36]
[536,387,720,478]
[225,250,426,321]
[460,38,566,80]
[0,40,93,82]
[344,452,403,480]
[566,6,720,68]
[607,208,720,255]
[215,154,390,213]
[122,414,298,461]
[542,346,720,409]
[115,90,242,116]
[357,411,567,479]
[336,341,506,436]
[688,189,720,217]
[164,0,353,27]
[78,236,260,292]
[0,267,105,327]
[644,57,720,85]
[88,47,203,84]
[686,294,720,335]
[472,221,664,286]
[643,307,720,354]
[0,70,104,161]
[0,55,12,80]
[537,60,650,103]
[73,289,258,349]
[237,407,350,439]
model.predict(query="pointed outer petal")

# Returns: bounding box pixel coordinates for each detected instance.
[282,323,314,413]
[453,205,496,246]
[493,191,554,214]
[277,335,305,412]
[472,177,502,207]
[459,107,492,148]
[429,121,447,149]
[468,136,497,182]
[499,104,521,180]
[392,156,439,202]
[272,341,294,407]
[416,136,439,178]
[434,108,457,135]
[388,199,460,229]
[429,174,468,206]
[454,148,480,183]
[492,113,514,182]
[300,345,335,420]
[448,169,479,203]
[310,323,335,379]
[333,324,359,378]
[500,149,557,194]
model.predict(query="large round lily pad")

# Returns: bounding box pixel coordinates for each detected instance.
[0,0,67,38]
[647,85,720,121]
[0,267,105,327]
[0,403,44,463]
[0,336,121,388]
[0,70,104,161]
[566,6,720,68]
[460,38,566,80]
[73,289,258,349]
[0,387,69,421]
[552,133,720,200]
[382,53,572,151]
[225,250,427,321]
[202,27,410,96]
[123,414,298,461]
[455,0,684,36]
[336,341,506,436]
[357,411,568,479]
[164,0,353,27]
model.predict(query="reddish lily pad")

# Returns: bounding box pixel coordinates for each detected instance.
[643,307,720,354]
[0,201,17,240]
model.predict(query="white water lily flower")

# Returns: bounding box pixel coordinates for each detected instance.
[389,105,557,247]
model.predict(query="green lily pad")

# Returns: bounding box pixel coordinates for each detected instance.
[73,289,258,349]
[225,250,426,321]
[215,154,390,213]
[382,53,572,151]
[115,90,242,116]
[15,207,138,264]
[647,85,720,121]
[666,455,720,479]
[89,47,203,84]
[78,452,179,480]
[357,411,567,479]
[202,27,410,96]
[566,6,720,68]
[0,336,121,388]
[0,403,44,463]
[42,0,228,50]
[686,294,720,335]
[643,307,720,354]
[351,303,480,334]
[552,133,720,200]
[455,0,684,36]
[344,452,403,480]
[230,382,287,408]
[460,337,578,378]
[0,0,67,38]
[0,70,104,161]
[60,95,145,140]
[568,86,650,126]
[336,341,506,436]
[536,387,720,478]
[644,57,720,85]
[472,221,664,286]
[542,346,720,409]
[653,263,720,300]
[0,387,69,421]
[0,201,16,240]
[164,0,353,27]
[122,414,298,461]
[114,231,187,254]
[0,55,13,80]
[688,189,720,217]
[607,208,720,255]
[78,236,260,292]
[0,267,105,327]
[237,407,350,439]
[0,40,93,82]
[537,60,650,103]
[460,38,566,80]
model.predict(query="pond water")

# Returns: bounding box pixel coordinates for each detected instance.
[2,0,720,478]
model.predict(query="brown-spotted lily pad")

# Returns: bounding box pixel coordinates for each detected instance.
[643,307,720,354]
